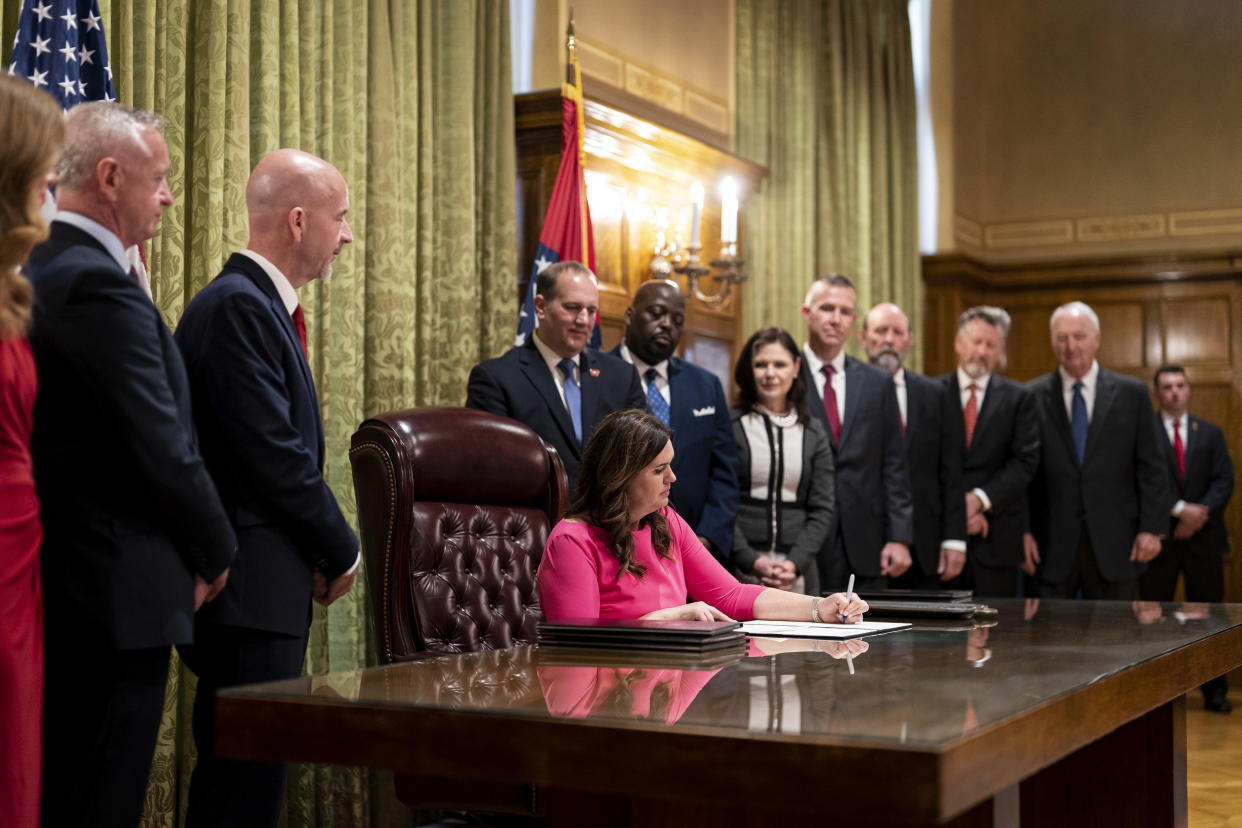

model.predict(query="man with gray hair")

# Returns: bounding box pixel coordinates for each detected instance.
[25,101,236,826]
[1024,301,1167,599]
[941,306,1039,596]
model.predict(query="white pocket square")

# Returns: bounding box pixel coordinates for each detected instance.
[692,406,716,417]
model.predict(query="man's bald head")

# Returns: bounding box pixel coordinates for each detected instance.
[624,279,685,365]
[859,301,912,373]
[245,148,353,288]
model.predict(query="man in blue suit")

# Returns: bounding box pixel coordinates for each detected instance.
[175,149,360,828]
[611,280,738,561]
[27,102,236,828]
[466,261,646,491]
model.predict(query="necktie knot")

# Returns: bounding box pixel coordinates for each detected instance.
[557,357,575,379]
[645,367,659,383]
[823,364,834,378]
[1073,380,1084,393]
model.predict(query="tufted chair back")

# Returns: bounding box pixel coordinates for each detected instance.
[350,407,567,662]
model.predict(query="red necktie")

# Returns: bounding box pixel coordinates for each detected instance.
[963,384,979,449]
[822,364,841,444]
[1173,419,1186,483]
[291,304,309,359]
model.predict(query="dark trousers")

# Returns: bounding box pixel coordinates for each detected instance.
[42,643,170,828]
[888,551,940,590]
[962,556,1020,599]
[1040,528,1138,601]
[817,527,887,594]
[1140,538,1229,701]
[179,624,307,828]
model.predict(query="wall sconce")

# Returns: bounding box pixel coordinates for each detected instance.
[648,178,747,309]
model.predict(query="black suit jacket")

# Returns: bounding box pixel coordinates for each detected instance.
[802,353,913,576]
[609,347,739,556]
[26,221,236,650]
[1158,413,1234,554]
[942,373,1040,568]
[175,253,359,637]
[466,339,646,490]
[1027,367,1168,583]
[903,370,966,574]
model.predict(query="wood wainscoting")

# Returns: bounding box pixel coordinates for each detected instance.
[923,249,1242,602]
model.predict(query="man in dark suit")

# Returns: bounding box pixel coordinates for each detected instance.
[859,302,966,589]
[26,102,236,828]
[942,306,1040,597]
[175,150,360,826]
[800,275,913,591]
[466,261,645,491]
[1141,365,1234,711]
[1025,301,1168,599]
[611,280,738,562]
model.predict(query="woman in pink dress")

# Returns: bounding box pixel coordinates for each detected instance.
[0,74,65,828]
[538,408,867,624]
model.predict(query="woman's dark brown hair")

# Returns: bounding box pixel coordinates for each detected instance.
[733,326,809,423]
[0,75,64,339]
[567,408,674,579]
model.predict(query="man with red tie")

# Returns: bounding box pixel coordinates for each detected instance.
[174,149,360,826]
[1141,365,1234,712]
[941,307,1040,597]
[800,274,912,592]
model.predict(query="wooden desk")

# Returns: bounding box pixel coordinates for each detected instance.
[216,600,1242,826]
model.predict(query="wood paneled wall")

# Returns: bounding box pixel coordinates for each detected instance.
[925,249,1242,601]
[515,92,767,394]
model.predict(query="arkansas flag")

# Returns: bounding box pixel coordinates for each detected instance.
[515,49,598,347]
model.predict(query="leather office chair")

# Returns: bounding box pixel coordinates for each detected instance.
[349,406,567,818]
[350,406,567,663]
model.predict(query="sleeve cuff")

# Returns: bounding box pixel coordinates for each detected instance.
[941,540,967,553]
[1171,499,1186,517]
[972,488,993,512]
[344,550,362,577]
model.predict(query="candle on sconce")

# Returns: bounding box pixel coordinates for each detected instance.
[720,176,738,248]
[688,180,704,248]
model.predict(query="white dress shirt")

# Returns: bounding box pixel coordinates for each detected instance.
[802,345,845,423]
[1162,412,1189,516]
[1059,360,1099,422]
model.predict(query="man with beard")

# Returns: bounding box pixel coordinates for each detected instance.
[860,303,966,588]
[611,280,738,562]
[943,307,1040,596]
[800,275,913,591]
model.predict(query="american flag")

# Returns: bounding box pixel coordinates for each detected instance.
[8,0,115,108]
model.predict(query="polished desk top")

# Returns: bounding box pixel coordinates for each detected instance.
[216,599,1242,823]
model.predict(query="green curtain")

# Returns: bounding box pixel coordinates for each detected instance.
[2,1,515,825]
[735,0,919,365]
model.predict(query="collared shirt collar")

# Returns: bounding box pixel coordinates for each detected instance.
[1162,412,1188,431]
[532,329,579,381]
[55,211,129,273]
[801,344,845,377]
[238,249,298,314]
[1058,360,1099,392]
[892,367,906,387]
[957,367,991,395]
[619,343,668,384]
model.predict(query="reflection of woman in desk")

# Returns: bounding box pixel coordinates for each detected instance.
[537,409,866,624]
[539,665,719,724]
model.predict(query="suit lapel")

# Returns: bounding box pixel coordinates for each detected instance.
[521,341,580,453]
[667,358,690,433]
[902,371,919,440]
[840,356,864,444]
[222,254,321,451]
[1083,370,1116,465]
[802,359,828,424]
[579,350,602,438]
[970,377,1000,450]
[1044,372,1079,464]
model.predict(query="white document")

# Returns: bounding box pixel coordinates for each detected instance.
[739,619,912,640]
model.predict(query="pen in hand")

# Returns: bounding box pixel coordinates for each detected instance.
[842,573,855,623]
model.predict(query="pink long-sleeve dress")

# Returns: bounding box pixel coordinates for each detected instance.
[537,507,764,622]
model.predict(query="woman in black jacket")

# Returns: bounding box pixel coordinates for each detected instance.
[730,327,835,596]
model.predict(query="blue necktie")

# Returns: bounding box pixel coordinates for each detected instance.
[1071,380,1088,463]
[645,367,670,425]
[558,358,583,443]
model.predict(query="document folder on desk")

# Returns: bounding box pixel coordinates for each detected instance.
[537,618,747,654]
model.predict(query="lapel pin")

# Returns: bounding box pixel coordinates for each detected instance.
[589,368,600,377]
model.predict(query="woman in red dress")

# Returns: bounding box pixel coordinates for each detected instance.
[0,74,65,828]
